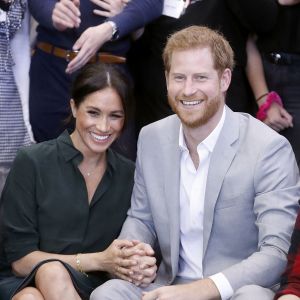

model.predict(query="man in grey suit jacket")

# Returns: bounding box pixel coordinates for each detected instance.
[91,26,300,300]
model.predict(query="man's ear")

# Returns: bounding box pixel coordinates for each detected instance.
[70,99,77,118]
[220,68,232,92]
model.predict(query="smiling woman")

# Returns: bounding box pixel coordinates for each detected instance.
[0,63,138,300]
[69,64,131,201]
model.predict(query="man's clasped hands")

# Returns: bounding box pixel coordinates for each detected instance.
[102,240,157,287]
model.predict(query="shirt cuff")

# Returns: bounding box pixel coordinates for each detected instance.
[209,272,234,300]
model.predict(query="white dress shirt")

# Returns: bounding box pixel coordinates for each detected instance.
[177,107,233,300]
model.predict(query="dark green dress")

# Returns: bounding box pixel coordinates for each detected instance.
[0,131,135,299]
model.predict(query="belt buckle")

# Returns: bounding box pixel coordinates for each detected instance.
[270,53,281,64]
[66,50,79,62]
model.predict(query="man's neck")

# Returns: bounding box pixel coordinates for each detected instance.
[183,106,224,154]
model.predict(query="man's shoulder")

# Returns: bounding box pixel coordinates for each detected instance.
[234,111,289,147]
[140,114,180,137]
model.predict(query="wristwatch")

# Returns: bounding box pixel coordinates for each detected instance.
[106,21,119,41]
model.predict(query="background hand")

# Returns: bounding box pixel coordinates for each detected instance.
[263,103,293,132]
[66,22,112,74]
[52,0,81,31]
[90,0,126,17]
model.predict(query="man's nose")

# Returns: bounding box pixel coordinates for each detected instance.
[183,78,197,97]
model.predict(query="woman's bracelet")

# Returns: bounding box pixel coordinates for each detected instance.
[75,253,89,277]
[256,91,283,121]
[256,92,269,102]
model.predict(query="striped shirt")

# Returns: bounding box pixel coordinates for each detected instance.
[0,0,31,164]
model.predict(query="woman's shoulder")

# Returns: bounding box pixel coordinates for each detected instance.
[15,138,59,164]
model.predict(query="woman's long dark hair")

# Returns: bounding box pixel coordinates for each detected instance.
[69,63,133,128]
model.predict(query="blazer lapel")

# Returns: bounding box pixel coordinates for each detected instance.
[162,116,181,278]
[203,107,240,255]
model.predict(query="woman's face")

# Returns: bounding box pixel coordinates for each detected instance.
[70,87,125,157]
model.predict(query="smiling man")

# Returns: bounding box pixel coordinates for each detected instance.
[90,26,300,300]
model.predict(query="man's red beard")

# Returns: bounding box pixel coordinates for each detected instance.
[168,92,222,128]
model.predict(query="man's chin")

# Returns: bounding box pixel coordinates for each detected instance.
[181,119,207,129]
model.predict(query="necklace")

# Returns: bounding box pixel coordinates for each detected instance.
[83,159,105,177]
[80,155,106,178]
[86,164,99,177]
[86,169,96,177]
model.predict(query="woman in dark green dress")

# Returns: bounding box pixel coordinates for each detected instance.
[0,63,138,300]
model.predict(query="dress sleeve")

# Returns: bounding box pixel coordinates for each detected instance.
[108,0,163,38]
[28,0,56,30]
[275,212,300,299]
[1,149,39,264]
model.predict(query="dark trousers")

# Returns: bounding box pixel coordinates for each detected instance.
[29,49,74,142]
[263,56,300,168]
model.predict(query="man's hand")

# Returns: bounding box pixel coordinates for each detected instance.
[278,0,300,5]
[66,22,112,74]
[142,278,221,300]
[278,295,300,300]
[263,102,293,132]
[90,0,128,17]
[52,0,81,31]
[123,241,157,287]
[98,239,144,282]
[129,254,157,287]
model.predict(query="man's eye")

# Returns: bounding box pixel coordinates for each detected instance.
[195,75,206,81]
[174,76,185,81]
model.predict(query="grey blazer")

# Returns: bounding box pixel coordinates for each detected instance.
[120,106,300,292]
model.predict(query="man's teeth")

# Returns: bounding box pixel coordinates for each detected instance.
[91,133,109,141]
[182,100,201,106]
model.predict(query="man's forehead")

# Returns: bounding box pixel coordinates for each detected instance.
[169,47,215,71]
[170,47,213,62]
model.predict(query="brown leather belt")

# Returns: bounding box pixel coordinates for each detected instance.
[36,42,126,64]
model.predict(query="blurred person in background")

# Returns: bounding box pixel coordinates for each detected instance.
[251,0,300,167]
[128,0,278,132]
[0,0,34,196]
[28,0,162,160]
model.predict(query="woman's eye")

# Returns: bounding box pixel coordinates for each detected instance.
[111,114,124,119]
[88,110,99,116]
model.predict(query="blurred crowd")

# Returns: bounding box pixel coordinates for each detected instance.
[0,0,299,192]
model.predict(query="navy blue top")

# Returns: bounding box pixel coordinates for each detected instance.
[28,0,163,55]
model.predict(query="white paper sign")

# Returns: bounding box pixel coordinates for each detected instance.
[162,0,185,19]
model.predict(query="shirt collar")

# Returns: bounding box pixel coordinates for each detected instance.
[179,106,226,153]
[57,130,117,173]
